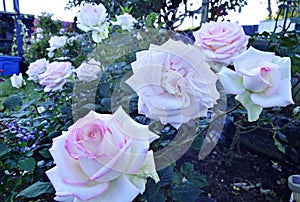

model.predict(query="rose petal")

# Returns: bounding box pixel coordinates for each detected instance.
[250,78,294,108]
[95,175,140,202]
[49,133,89,185]
[233,47,275,72]
[218,67,244,94]
[46,167,110,201]
[236,92,263,122]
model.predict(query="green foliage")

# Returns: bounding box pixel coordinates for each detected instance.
[16,181,54,198]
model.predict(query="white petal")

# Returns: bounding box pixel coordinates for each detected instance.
[218,67,244,94]
[236,92,263,122]
[250,78,294,108]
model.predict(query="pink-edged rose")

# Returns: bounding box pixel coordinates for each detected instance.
[193,21,249,65]
[126,39,220,129]
[111,13,137,31]
[38,61,73,92]
[75,58,103,82]
[46,107,159,202]
[218,47,294,121]
[26,58,49,82]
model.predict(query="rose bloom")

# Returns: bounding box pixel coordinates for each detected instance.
[46,36,68,52]
[46,107,159,202]
[193,21,249,65]
[75,58,103,82]
[111,13,137,31]
[26,58,49,82]
[91,22,109,43]
[10,73,25,89]
[218,47,294,121]
[38,61,73,92]
[126,39,220,129]
[77,3,108,32]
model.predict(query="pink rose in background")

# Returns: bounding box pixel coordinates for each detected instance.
[111,13,137,31]
[75,58,103,82]
[26,58,49,82]
[38,61,73,92]
[193,21,249,65]
[46,107,159,202]
[218,47,294,121]
[126,39,220,129]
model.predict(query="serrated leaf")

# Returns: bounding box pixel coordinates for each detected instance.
[158,166,174,186]
[17,181,54,198]
[0,144,10,157]
[18,157,35,172]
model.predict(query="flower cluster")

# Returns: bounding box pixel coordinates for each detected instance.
[13,2,295,202]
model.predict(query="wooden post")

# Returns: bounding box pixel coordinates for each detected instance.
[201,0,209,27]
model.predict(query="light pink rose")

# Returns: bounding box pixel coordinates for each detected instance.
[38,61,73,92]
[193,21,249,65]
[126,39,220,129]
[75,58,103,82]
[46,107,159,202]
[218,47,294,121]
[26,58,49,82]
[111,13,137,31]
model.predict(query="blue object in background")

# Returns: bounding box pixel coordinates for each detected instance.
[0,55,22,76]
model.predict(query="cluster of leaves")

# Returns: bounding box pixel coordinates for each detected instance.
[0,81,74,201]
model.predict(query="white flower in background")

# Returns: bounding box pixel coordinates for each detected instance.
[112,13,137,31]
[75,58,103,82]
[76,3,109,43]
[47,51,54,58]
[10,73,26,89]
[218,47,294,121]
[46,36,68,52]
[92,22,110,43]
[77,3,108,32]
[26,58,49,82]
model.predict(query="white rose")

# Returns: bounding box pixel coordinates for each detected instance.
[10,73,25,89]
[75,58,103,82]
[46,36,68,52]
[77,3,108,32]
[112,13,137,31]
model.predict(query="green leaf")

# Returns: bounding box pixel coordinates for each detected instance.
[0,144,10,157]
[169,181,202,202]
[18,157,35,172]
[2,95,22,110]
[39,148,52,159]
[180,163,207,189]
[158,166,174,186]
[273,137,285,154]
[148,190,165,202]
[17,181,55,198]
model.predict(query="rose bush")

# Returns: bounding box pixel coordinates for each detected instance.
[38,61,73,92]
[26,58,49,82]
[193,21,249,65]
[126,39,220,129]
[46,107,159,202]
[218,47,294,121]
